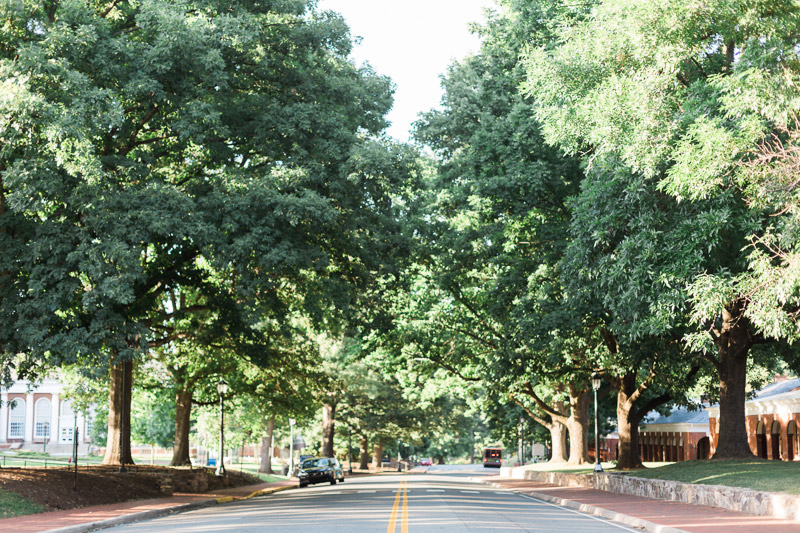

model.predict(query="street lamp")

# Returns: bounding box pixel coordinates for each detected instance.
[591,372,603,474]
[518,416,524,466]
[288,418,296,477]
[73,412,79,490]
[215,379,228,477]
[346,418,353,474]
[397,438,402,472]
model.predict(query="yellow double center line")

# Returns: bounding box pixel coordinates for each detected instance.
[387,479,409,533]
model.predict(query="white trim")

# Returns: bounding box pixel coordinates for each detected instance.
[49,394,59,444]
[24,393,34,442]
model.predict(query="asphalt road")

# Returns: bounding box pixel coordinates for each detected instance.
[105,464,639,532]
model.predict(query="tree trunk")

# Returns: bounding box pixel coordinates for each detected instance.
[549,421,569,463]
[510,391,569,463]
[712,302,755,459]
[259,417,275,474]
[615,373,643,470]
[372,442,382,469]
[102,359,134,466]
[359,435,370,469]
[322,403,336,457]
[515,385,591,464]
[170,385,193,466]
[566,387,591,465]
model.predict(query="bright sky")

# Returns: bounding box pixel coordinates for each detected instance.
[317,0,496,142]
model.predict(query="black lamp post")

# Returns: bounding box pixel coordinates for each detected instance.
[215,379,228,477]
[397,438,402,472]
[591,372,603,473]
[289,418,296,476]
[73,412,79,490]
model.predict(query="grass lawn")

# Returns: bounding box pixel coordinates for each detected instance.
[0,488,43,518]
[621,459,800,495]
[252,473,289,482]
[228,462,289,483]
[519,462,617,475]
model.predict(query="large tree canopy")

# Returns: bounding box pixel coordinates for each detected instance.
[0,0,412,464]
[525,0,800,458]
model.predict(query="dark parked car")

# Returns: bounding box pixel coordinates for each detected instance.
[298,457,345,487]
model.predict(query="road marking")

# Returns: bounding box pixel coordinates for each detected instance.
[358,490,377,493]
[392,490,409,493]
[460,490,480,494]
[426,489,445,492]
[325,491,342,495]
[387,479,405,532]
[401,480,409,533]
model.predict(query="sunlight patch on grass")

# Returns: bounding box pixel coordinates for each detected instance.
[254,473,288,482]
[624,459,800,495]
[0,488,44,518]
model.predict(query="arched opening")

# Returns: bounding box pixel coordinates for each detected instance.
[697,436,710,460]
[788,421,797,461]
[8,398,25,439]
[756,421,768,459]
[772,420,782,460]
[34,398,51,441]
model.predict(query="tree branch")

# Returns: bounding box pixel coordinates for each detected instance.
[509,393,551,429]
[416,353,481,382]
[121,106,160,156]
[521,382,568,422]
[442,323,499,350]
[449,288,506,343]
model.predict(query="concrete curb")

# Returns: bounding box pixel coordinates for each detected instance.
[43,484,296,533]
[474,478,689,533]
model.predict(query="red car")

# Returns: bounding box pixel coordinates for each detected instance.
[419,457,432,466]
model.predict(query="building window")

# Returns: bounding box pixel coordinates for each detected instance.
[9,399,25,438]
[34,399,51,439]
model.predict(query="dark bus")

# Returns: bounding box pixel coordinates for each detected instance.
[483,447,502,468]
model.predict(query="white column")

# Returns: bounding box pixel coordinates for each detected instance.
[0,392,7,442]
[24,393,34,443]
[49,394,59,444]
[77,413,85,444]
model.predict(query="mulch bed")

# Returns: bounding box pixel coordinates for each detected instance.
[0,465,260,512]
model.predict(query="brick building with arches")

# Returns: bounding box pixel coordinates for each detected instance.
[707,376,800,461]
[0,375,95,454]
[638,407,712,462]
[600,377,800,463]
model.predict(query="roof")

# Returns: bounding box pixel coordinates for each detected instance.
[642,406,709,426]
[753,378,800,400]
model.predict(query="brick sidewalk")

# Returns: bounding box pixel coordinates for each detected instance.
[484,477,800,532]
[0,479,296,533]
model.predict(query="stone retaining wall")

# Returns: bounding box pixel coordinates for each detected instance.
[521,469,800,521]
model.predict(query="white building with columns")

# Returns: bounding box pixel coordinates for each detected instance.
[1,375,94,453]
